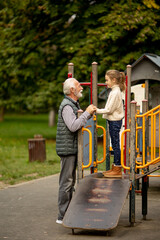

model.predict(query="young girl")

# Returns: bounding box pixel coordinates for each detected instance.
[96,70,126,178]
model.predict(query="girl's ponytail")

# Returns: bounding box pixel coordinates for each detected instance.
[119,72,126,92]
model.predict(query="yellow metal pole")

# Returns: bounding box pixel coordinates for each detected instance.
[151,113,153,161]
[154,114,156,160]
[136,121,138,153]
[159,108,160,157]
[148,175,160,177]
[82,128,92,170]
[142,116,145,166]
[137,156,160,169]
[136,106,140,156]
[96,125,106,164]
[121,129,130,171]
[141,105,160,117]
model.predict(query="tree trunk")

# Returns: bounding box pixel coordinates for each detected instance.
[0,107,4,122]
[48,108,56,127]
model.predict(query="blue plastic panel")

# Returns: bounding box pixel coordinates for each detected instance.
[83,117,94,168]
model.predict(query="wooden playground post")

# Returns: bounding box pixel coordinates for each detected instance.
[136,105,141,157]
[68,63,74,78]
[77,110,84,183]
[129,100,137,226]
[126,65,132,172]
[92,62,98,107]
[145,80,149,109]
[142,100,149,164]
[143,99,149,161]
[142,99,148,220]
[136,105,140,190]
[92,62,98,173]
[106,121,110,171]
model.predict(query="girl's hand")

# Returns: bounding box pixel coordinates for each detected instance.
[86,104,97,115]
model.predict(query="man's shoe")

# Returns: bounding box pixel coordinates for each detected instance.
[56,219,63,224]
[103,166,122,178]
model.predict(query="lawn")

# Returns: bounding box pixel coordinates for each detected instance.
[0,113,109,186]
[0,113,60,185]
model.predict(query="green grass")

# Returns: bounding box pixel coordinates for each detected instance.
[0,113,109,186]
[0,113,60,185]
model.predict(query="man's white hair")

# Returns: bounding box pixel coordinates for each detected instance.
[63,78,77,95]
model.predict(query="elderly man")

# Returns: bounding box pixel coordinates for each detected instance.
[56,78,96,224]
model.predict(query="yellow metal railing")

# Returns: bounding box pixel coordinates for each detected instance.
[136,108,141,156]
[81,123,106,170]
[82,127,92,170]
[121,104,160,172]
[136,105,160,168]
[96,125,106,164]
[121,129,130,170]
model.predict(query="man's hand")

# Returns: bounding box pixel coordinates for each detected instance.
[86,104,97,115]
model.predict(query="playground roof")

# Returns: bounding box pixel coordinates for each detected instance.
[130,53,160,85]
[132,53,160,68]
[99,53,160,99]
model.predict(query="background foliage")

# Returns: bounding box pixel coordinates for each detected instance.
[0,0,160,115]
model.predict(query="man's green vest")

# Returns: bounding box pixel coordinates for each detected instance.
[56,96,80,156]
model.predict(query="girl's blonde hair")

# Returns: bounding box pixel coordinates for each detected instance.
[105,70,126,92]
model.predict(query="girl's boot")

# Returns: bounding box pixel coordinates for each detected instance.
[103,165,122,178]
[103,164,114,175]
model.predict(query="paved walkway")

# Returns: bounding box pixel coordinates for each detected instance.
[0,174,160,240]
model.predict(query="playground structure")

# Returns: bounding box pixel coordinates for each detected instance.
[63,57,160,232]
[68,62,110,175]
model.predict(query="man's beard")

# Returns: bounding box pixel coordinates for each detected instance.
[74,90,83,99]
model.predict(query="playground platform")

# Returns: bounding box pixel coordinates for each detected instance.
[0,173,160,240]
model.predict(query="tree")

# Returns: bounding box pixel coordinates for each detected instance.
[0,0,160,120]
[59,0,160,82]
[0,0,65,118]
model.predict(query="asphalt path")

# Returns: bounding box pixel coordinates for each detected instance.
[0,174,160,240]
